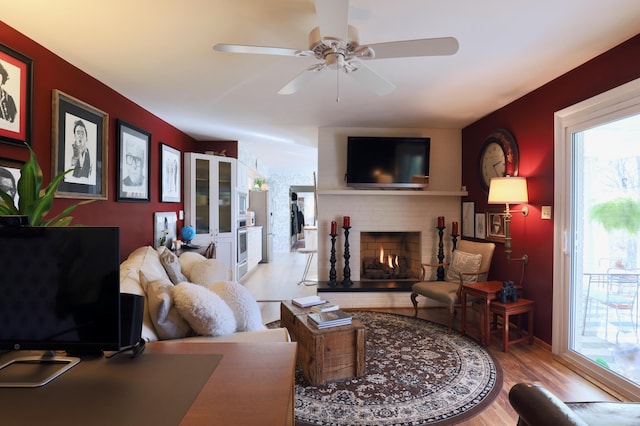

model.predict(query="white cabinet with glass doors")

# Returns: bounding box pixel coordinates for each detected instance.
[184,152,237,280]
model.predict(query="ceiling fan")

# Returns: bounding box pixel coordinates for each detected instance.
[213,0,458,97]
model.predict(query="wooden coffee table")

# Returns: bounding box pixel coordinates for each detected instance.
[280,301,365,385]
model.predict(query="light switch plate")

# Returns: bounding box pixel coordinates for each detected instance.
[179,210,184,220]
[541,206,552,220]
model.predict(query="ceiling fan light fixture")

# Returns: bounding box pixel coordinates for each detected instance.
[215,0,457,96]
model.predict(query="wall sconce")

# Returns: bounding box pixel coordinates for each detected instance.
[488,176,529,264]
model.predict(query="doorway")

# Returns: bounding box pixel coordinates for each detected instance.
[290,185,316,250]
[554,78,640,399]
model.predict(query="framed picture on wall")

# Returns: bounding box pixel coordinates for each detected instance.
[52,90,108,200]
[475,213,486,239]
[160,143,181,203]
[486,211,506,242]
[0,157,24,207]
[0,44,32,147]
[154,211,177,249]
[462,201,475,238]
[117,119,150,202]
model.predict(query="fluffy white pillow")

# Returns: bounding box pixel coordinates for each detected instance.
[190,259,232,285]
[139,271,191,340]
[173,282,237,336]
[446,250,483,284]
[208,281,264,332]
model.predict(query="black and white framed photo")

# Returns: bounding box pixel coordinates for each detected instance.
[117,119,150,202]
[52,90,108,200]
[0,158,23,207]
[0,44,32,147]
[475,213,486,239]
[462,201,475,238]
[160,143,181,203]
[486,211,506,242]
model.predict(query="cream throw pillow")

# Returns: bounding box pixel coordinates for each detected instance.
[190,259,232,286]
[446,250,483,284]
[173,282,237,336]
[158,246,188,284]
[139,271,191,340]
[178,251,208,280]
[208,281,264,332]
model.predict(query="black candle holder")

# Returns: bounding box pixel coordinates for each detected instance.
[341,226,353,287]
[328,233,338,287]
[436,225,445,281]
[451,233,459,251]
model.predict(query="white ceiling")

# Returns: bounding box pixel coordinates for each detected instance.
[2,1,640,173]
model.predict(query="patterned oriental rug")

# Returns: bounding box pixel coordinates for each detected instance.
[271,311,502,426]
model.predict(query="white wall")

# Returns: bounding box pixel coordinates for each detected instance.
[317,127,464,281]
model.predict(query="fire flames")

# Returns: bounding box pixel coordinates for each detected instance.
[379,246,399,269]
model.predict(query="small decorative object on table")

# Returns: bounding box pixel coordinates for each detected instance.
[181,225,198,248]
[342,216,353,287]
[328,221,338,287]
[499,280,518,303]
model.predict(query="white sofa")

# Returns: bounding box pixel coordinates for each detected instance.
[119,246,290,343]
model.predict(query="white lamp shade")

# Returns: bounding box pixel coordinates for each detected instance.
[488,177,528,204]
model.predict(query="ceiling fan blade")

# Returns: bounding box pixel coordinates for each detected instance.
[314,0,349,40]
[278,65,326,95]
[213,43,313,57]
[346,61,396,96]
[366,37,459,59]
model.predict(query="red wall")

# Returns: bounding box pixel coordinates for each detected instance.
[0,22,236,260]
[462,33,640,344]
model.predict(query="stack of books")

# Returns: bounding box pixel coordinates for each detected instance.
[307,310,352,329]
[292,295,326,308]
[310,302,339,313]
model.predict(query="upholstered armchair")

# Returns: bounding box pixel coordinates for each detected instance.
[410,240,495,333]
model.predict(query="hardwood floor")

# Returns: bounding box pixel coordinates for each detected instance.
[245,251,619,425]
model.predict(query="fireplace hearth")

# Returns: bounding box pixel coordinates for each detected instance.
[360,232,421,281]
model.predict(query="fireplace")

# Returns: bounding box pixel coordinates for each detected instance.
[360,232,421,281]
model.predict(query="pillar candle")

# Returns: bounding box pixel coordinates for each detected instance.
[437,216,445,227]
[452,221,459,235]
[343,216,350,227]
[330,221,337,235]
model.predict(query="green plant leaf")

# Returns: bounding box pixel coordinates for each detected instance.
[17,147,43,213]
[41,200,94,227]
[0,189,18,214]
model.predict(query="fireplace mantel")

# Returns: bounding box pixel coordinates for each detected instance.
[318,189,467,197]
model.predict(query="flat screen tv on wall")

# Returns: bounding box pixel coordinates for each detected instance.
[346,136,431,189]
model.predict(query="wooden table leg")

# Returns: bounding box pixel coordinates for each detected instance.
[483,298,491,346]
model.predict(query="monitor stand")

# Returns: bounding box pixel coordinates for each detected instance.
[0,351,80,387]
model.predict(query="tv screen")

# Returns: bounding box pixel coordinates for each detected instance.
[0,226,121,355]
[346,136,430,189]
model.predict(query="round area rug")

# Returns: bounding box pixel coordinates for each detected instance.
[271,311,502,426]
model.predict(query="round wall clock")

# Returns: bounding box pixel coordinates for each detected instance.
[477,128,519,192]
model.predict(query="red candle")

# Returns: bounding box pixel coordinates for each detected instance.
[437,216,445,227]
[330,221,337,235]
[452,221,459,235]
[343,216,350,227]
